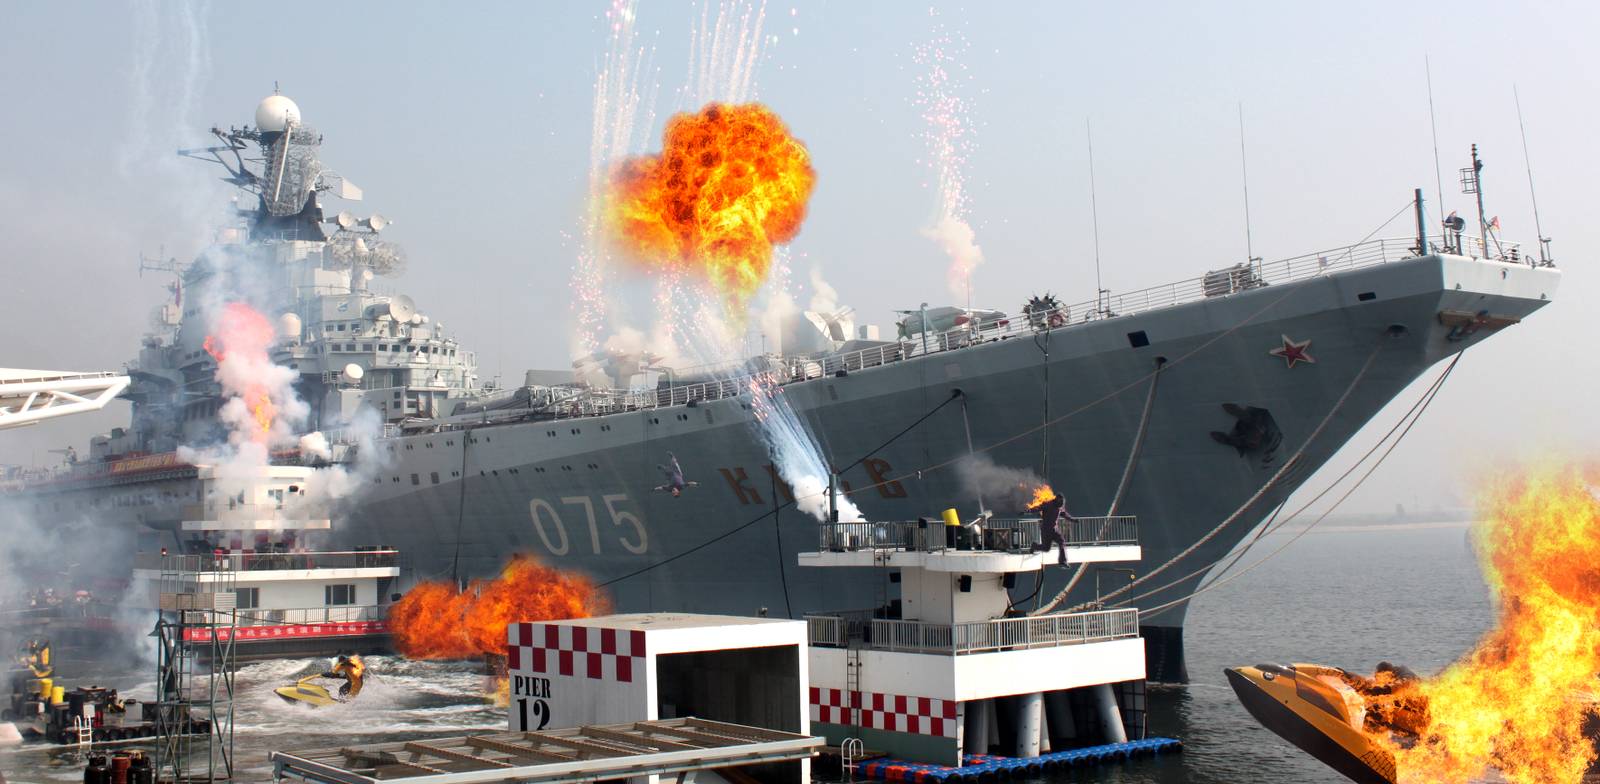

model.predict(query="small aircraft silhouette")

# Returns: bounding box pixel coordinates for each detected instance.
[652,452,699,497]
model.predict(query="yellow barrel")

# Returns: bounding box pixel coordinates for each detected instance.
[51,686,65,704]
[941,508,961,528]
[35,678,52,699]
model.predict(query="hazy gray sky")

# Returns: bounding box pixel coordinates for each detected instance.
[2,1,1596,513]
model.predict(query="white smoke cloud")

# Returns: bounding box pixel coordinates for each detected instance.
[808,265,841,315]
[923,213,985,301]
[298,431,333,462]
[289,408,390,517]
[955,453,1049,514]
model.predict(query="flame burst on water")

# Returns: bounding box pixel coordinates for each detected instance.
[389,556,609,662]
[604,102,815,310]
[202,302,281,444]
[1360,463,1600,783]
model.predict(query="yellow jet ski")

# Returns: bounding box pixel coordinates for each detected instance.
[274,676,340,708]
[1226,663,1400,784]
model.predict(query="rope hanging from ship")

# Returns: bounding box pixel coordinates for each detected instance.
[1197,352,1462,590]
[1118,350,1463,621]
[1032,356,1166,616]
[1093,337,1388,607]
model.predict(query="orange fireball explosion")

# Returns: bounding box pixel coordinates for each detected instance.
[203,302,279,442]
[388,556,609,661]
[1026,484,1057,511]
[604,102,816,308]
[1363,463,1600,783]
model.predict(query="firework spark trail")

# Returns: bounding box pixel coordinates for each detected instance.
[573,0,662,355]
[687,0,768,107]
[912,15,984,303]
[666,289,861,523]
[744,373,864,522]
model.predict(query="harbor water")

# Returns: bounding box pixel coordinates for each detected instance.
[1,521,1491,783]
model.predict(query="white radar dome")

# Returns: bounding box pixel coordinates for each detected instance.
[341,363,365,384]
[278,313,303,340]
[255,94,302,132]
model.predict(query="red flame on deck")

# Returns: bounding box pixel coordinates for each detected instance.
[604,102,816,308]
[1353,463,1600,783]
[389,556,609,661]
[203,302,279,443]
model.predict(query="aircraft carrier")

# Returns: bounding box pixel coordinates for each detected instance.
[1,94,1560,682]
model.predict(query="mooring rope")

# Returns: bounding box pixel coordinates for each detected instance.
[1032,357,1166,615]
[1127,350,1462,621]
[1095,338,1385,606]
[1195,352,1462,592]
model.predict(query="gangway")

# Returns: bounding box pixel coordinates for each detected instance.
[0,369,129,429]
[269,718,822,784]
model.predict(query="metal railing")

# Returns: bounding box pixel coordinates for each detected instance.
[815,516,1137,553]
[135,550,400,573]
[805,607,1139,655]
[500,234,1524,423]
[229,604,384,627]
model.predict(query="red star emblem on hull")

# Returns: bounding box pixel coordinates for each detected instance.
[1269,335,1315,368]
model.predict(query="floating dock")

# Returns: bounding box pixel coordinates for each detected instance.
[269,718,822,784]
[853,739,1183,783]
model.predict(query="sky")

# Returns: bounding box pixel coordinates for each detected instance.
[2,0,1596,514]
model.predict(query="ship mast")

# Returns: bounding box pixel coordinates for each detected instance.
[1461,144,1487,258]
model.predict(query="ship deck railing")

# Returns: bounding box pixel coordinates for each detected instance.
[134,549,401,574]
[530,234,1536,420]
[228,604,385,627]
[805,607,1140,655]
[816,516,1137,554]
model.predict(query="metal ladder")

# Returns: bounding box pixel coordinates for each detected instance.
[74,716,92,746]
[840,737,865,782]
[845,641,863,731]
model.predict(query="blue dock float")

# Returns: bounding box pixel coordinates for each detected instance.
[855,738,1183,783]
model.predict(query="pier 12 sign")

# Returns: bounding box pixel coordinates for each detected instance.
[506,621,651,732]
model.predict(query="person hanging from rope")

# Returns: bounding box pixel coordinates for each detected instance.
[319,653,366,701]
[1030,492,1074,565]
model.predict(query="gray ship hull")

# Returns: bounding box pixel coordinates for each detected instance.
[336,254,1555,681]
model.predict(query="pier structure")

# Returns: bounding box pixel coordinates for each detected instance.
[504,613,810,783]
[800,513,1148,766]
[152,549,236,783]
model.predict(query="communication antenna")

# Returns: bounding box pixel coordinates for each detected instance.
[1513,86,1550,263]
[1238,104,1260,275]
[1426,56,1446,225]
[1086,117,1107,316]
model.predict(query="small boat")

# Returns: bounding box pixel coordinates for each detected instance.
[1225,663,1399,784]
[274,677,339,708]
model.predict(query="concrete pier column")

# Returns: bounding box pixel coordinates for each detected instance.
[1043,690,1076,747]
[1012,692,1043,758]
[962,700,990,755]
[1093,683,1127,744]
[985,698,999,750]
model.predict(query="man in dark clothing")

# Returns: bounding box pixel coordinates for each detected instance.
[1031,494,1073,565]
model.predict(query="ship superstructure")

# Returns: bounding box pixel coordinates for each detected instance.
[3,94,1561,682]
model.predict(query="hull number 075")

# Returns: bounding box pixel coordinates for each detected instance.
[528,493,647,556]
